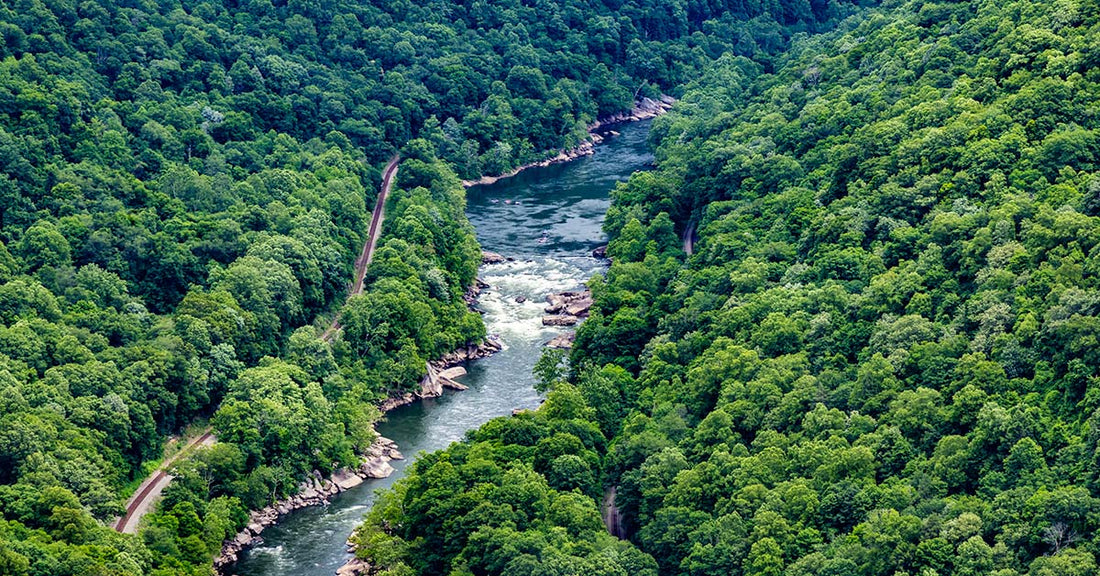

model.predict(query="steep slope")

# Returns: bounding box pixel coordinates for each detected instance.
[356,0,1100,575]
[0,0,867,573]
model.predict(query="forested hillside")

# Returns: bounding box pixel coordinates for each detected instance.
[0,0,861,573]
[359,0,1100,575]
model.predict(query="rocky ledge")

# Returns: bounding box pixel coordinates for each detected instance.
[336,556,370,576]
[214,437,404,571]
[481,250,512,264]
[589,95,675,130]
[436,334,503,367]
[541,290,593,328]
[377,334,502,412]
[464,277,491,309]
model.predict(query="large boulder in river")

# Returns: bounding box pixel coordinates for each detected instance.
[566,297,593,317]
[545,293,566,313]
[482,250,507,264]
[361,459,395,479]
[545,290,593,318]
[332,469,364,491]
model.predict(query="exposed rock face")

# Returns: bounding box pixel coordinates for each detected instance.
[481,250,508,264]
[464,277,491,309]
[435,334,503,366]
[213,437,404,571]
[542,315,579,326]
[361,459,395,479]
[590,95,676,128]
[592,245,608,259]
[439,366,467,380]
[378,393,416,412]
[542,289,593,328]
[336,557,370,576]
[419,364,445,398]
[566,297,593,317]
[333,470,364,491]
[546,332,575,349]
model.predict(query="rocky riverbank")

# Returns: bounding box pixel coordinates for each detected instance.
[214,437,404,571]
[461,96,674,187]
[216,328,502,573]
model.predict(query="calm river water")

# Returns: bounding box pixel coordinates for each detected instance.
[229,119,654,576]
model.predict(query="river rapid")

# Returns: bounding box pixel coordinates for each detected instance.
[228,119,654,576]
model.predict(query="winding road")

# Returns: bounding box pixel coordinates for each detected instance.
[322,153,401,342]
[114,430,216,534]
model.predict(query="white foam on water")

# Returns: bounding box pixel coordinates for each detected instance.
[477,256,600,344]
[247,544,293,569]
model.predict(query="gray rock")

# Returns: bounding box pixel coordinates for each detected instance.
[336,557,370,576]
[361,459,395,479]
[482,250,507,264]
[333,470,364,491]
[543,315,578,326]
[565,297,593,317]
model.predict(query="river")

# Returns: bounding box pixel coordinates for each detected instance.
[227,119,654,576]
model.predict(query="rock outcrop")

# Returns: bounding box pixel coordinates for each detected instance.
[464,277,491,308]
[541,289,594,330]
[546,331,575,349]
[481,250,509,264]
[542,315,579,326]
[589,95,675,128]
[435,334,503,367]
[336,557,370,576]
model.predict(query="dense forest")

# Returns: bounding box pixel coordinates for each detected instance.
[357,0,1100,575]
[0,0,863,573]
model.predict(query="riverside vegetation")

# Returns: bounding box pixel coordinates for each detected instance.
[0,0,864,573]
[352,1,1100,576]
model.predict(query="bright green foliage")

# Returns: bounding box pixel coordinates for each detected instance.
[351,385,648,576]
[364,0,1100,575]
[572,0,1100,574]
[0,0,861,571]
